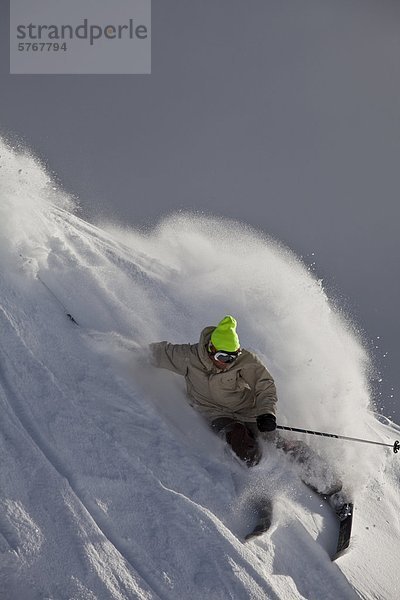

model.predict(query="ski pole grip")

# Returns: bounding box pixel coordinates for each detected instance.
[393,441,400,454]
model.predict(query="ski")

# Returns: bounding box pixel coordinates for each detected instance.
[244,499,273,541]
[243,438,354,555]
[277,437,354,558]
[244,495,354,558]
[244,513,271,541]
[244,452,354,556]
[332,501,353,560]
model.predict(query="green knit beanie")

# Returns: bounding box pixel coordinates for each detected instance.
[210,315,240,352]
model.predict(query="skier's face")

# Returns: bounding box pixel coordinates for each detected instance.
[207,343,240,370]
[209,354,230,370]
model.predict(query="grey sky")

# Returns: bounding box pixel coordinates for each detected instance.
[1,0,399,416]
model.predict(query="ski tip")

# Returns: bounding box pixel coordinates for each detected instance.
[333,541,351,560]
[332,502,354,560]
[244,529,266,542]
[245,521,272,542]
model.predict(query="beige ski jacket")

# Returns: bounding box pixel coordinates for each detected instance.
[150,326,277,423]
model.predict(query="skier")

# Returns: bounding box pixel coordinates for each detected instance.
[150,315,277,466]
[150,316,354,550]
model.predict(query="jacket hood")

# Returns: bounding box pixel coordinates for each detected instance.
[198,326,215,368]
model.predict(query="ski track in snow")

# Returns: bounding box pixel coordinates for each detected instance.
[0,140,400,599]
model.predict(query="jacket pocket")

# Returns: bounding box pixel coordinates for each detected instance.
[218,372,234,389]
[220,371,251,391]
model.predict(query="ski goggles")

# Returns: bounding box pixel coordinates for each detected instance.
[208,344,242,364]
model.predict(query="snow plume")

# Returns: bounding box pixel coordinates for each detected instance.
[0,138,75,270]
[0,140,383,484]
[106,214,378,486]
[1,139,399,599]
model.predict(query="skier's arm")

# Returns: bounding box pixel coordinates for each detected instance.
[149,341,189,376]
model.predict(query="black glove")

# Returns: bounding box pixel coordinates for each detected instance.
[257,413,277,432]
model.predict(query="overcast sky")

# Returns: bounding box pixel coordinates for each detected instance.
[1,0,399,416]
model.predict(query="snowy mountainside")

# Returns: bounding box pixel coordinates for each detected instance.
[0,140,399,599]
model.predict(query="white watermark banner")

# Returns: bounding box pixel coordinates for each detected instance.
[10,0,151,74]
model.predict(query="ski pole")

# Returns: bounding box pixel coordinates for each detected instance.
[277,425,400,454]
[37,274,79,326]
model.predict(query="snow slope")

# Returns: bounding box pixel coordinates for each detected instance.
[0,139,399,599]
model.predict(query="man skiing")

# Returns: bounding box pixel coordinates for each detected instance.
[150,315,277,466]
[150,316,354,551]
